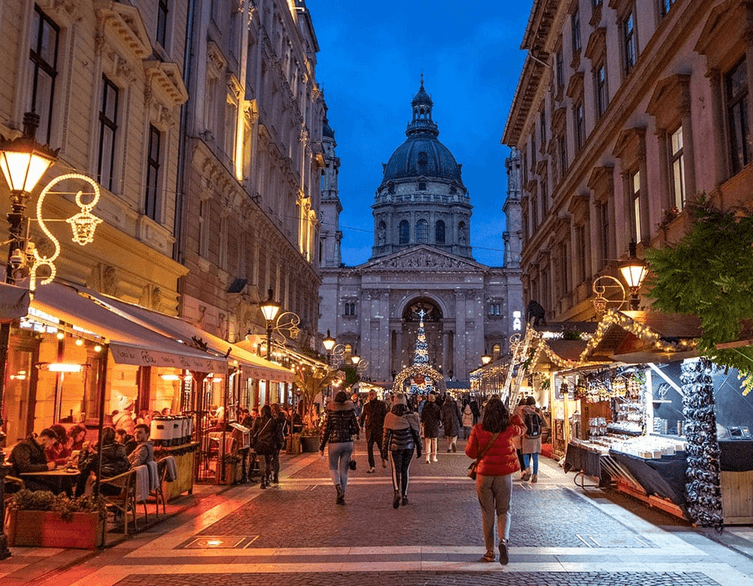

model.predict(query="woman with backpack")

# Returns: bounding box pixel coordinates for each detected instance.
[520,396,544,482]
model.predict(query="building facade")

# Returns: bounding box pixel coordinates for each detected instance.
[178,0,325,352]
[320,83,524,386]
[503,0,753,322]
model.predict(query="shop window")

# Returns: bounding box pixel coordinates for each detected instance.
[726,57,750,175]
[399,220,410,244]
[28,6,59,144]
[97,76,119,192]
[145,124,162,221]
[669,126,685,210]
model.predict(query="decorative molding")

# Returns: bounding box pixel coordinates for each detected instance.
[94,1,151,59]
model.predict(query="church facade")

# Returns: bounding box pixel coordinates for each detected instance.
[319,82,524,386]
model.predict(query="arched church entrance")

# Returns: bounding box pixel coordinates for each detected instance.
[394,298,445,377]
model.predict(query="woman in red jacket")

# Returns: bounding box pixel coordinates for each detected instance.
[465,396,525,565]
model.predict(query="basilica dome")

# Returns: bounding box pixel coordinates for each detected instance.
[380,80,464,187]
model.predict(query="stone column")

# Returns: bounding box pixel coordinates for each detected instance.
[454,290,466,381]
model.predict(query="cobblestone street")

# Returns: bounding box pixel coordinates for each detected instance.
[3,439,753,585]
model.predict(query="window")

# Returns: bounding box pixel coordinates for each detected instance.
[224,98,237,162]
[558,135,568,179]
[540,110,546,145]
[556,50,564,92]
[598,201,609,268]
[531,195,538,230]
[576,225,587,283]
[595,63,608,117]
[622,11,636,75]
[416,219,428,243]
[558,243,568,297]
[344,302,356,316]
[145,125,161,221]
[157,0,169,47]
[530,133,537,165]
[574,101,585,151]
[399,220,410,244]
[540,180,548,216]
[726,57,750,174]
[572,8,581,53]
[630,170,641,243]
[593,0,602,7]
[28,6,59,144]
[198,199,210,257]
[435,220,445,244]
[97,77,119,192]
[489,303,501,316]
[661,0,676,17]
[493,343,501,356]
[418,182,427,191]
[669,126,685,210]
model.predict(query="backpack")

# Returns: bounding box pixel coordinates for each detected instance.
[524,410,541,438]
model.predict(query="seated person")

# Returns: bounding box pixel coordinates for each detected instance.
[115,428,137,456]
[77,426,131,496]
[69,424,87,452]
[128,424,154,468]
[46,424,72,466]
[8,428,57,491]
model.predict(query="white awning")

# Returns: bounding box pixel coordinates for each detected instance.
[79,288,294,383]
[31,281,227,372]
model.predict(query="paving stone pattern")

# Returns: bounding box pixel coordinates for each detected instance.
[114,572,720,586]
[198,473,654,549]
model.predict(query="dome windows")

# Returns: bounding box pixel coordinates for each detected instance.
[416,219,429,243]
[435,220,445,244]
[399,220,410,244]
[418,182,427,191]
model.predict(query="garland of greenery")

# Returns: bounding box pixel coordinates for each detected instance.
[645,197,753,395]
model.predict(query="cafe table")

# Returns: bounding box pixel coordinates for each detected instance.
[20,468,81,496]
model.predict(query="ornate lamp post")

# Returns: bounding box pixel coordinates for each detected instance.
[322,330,336,366]
[481,351,492,366]
[259,289,281,403]
[619,242,649,310]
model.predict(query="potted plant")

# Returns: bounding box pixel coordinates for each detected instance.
[6,489,105,549]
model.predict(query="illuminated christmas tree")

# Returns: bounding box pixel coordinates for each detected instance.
[409,309,434,394]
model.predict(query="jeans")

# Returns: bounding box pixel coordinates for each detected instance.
[523,452,539,474]
[327,441,354,492]
[389,448,414,496]
[366,429,383,468]
[476,473,513,555]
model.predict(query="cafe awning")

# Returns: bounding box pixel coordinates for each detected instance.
[30,281,227,372]
[78,288,294,383]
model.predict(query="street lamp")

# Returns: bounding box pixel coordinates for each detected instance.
[260,288,281,360]
[351,354,361,366]
[322,329,336,363]
[619,241,649,310]
[481,351,492,366]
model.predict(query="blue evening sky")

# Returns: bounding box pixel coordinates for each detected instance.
[306,0,533,267]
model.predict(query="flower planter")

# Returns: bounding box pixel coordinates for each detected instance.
[216,460,243,485]
[300,435,320,453]
[6,510,103,549]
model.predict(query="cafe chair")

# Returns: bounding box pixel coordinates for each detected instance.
[99,469,137,535]
[151,458,170,517]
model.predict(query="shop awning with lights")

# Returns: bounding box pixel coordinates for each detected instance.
[29,281,227,372]
[78,288,294,383]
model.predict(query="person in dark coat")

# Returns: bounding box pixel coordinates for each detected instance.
[382,393,421,508]
[420,392,441,463]
[76,426,130,496]
[440,396,463,452]
[8,429,57,492]
[270,403,288,485]
[319,391,359,505]
[251,405,280,489]
[359,390,388,473]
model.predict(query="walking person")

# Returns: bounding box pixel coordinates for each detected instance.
[461,402,474,439]
[440,395,462,452]
[382,392,422,508]
[251,405,279,489]
[512,398,527,477]
[359,390,388,472]
[420,392,441,463]
[319,391,360,505]
[466,397,525,565]
[520,396,544,482]
[270,403,287,484]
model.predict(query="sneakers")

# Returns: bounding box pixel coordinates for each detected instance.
[425,457,431,464]
[481,552,495,562]
[521,469,531,481]
[432,456,438,463]
[499,541,509,565]
[531,474,538,483]
[367,467,376,474]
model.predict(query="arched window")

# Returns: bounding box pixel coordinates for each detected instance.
[435,220,445,243]
[493,343,501,357]
[416,219,428,243]
[399,220,410,244]
[458,221,467,244]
